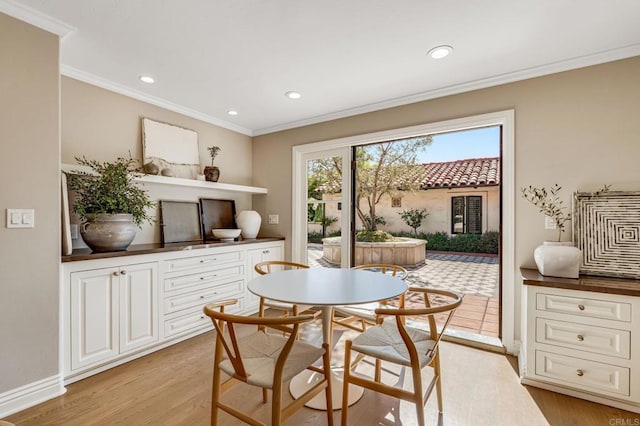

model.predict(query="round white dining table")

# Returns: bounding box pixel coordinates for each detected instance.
[247,267,408,410]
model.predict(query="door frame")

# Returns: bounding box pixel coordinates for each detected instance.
[292,146,352,267]
[291,109,516,354]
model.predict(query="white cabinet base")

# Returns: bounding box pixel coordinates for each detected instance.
[521,271,640,414]
[62,240,284,384]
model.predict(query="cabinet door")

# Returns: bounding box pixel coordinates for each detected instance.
[246,244,284,311]
[70,267,119,370]
[119,262,159,354]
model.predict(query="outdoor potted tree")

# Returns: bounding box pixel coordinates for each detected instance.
[66,156,155,252]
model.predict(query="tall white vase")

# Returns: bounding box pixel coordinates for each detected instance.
[236,210,262,239]
[534,241,582,279]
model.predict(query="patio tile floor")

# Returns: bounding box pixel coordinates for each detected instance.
[307,245,500,339]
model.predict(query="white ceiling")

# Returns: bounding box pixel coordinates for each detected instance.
[5,0,640,136]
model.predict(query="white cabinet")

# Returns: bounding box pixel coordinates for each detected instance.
[521,270,640,413]
[69,262,158,371]
[161,248,246,340]
[245,242,283,312]
[62,239,284,384]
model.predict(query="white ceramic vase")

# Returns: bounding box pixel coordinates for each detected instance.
[533,241,582,279]
[236,210,261,239]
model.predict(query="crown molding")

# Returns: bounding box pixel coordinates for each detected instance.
[0,0,75,40]
[61,65,253,136]
[253,43,640,136]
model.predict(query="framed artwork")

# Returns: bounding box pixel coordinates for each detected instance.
[200,198,237,241]
[142,117,200,179]
[573,190,640,278]
[159,200,202,244]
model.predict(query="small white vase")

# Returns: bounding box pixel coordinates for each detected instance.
[236,210,261,239]
[533,241,582,279]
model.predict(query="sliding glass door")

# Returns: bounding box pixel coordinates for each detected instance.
[292,147,351,268]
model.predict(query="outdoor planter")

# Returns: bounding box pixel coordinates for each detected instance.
[322,236,427,267]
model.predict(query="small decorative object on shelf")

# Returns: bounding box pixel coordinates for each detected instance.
[143,161,159,175]
[236,210,261,239]
[521,184,609,278]
[65,156,155,252]
[204,146,221,182]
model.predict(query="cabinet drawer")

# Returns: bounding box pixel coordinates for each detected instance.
[165,250,243,274]
[536,293,631,322]
[164,280,244,315]
[536,318,630,359]
[164,264,244,293]
[163,298,244,338]
[535,350,630,396]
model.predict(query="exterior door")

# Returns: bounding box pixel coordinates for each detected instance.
[293,147,351,267]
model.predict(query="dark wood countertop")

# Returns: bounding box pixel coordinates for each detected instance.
[62,237,285,263]
[521,268,640,297]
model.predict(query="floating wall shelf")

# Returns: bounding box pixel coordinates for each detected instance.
[61,164,267,195]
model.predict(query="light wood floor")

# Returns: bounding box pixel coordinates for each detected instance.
[5,320,640,426]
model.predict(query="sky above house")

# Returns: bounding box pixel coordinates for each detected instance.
[416,126,500,163]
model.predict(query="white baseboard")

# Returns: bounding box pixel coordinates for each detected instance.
[0,375,66,418]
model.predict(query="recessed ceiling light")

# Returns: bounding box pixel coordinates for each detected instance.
[285,91,302,99]
[227,110,238,116]
[427,45,453,59]
[139,75,155,84]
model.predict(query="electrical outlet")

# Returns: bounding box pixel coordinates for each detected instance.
[268,214,279,225]
[544,216,556,230]
[70,224,79,239]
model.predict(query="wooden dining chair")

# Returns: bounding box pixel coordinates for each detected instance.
[332,264,408,333]
[341,287,462,426]
[203,299,333,426]
[255,261,321,334]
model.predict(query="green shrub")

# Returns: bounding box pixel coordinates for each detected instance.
[307,231,324,244]
[421,232,450,250]
[416,231,499,254]
[356,230,395,242]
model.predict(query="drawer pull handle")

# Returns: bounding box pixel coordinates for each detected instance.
[200,295,205,299]
[200,316,205,319]
[576,369,584,377]
[113,271,120,277]
[120,270,126,275]
[200,259,216,263]
[200,275,216,280]
[577,334,584,341]
[578,304,585,311]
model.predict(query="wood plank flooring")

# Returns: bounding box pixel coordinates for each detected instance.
[4,322,640,426]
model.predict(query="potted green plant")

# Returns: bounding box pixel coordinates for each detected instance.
[66,156,155,252]
[204,146,221,182]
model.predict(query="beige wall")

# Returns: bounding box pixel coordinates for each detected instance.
[0,13,60,392]
[253,56,640,341]
[323,186,500,235]
[61,78,256,246]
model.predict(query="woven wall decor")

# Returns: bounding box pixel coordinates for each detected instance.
[573,191,640,278]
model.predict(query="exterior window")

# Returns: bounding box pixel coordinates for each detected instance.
[451,196,482,234]
[391,196,402,208]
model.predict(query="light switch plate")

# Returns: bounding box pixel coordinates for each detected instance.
[6,209,35,228]
[268,214,279,225]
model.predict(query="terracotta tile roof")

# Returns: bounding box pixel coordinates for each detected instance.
[318,157,500,193]
[414,157,500,189]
